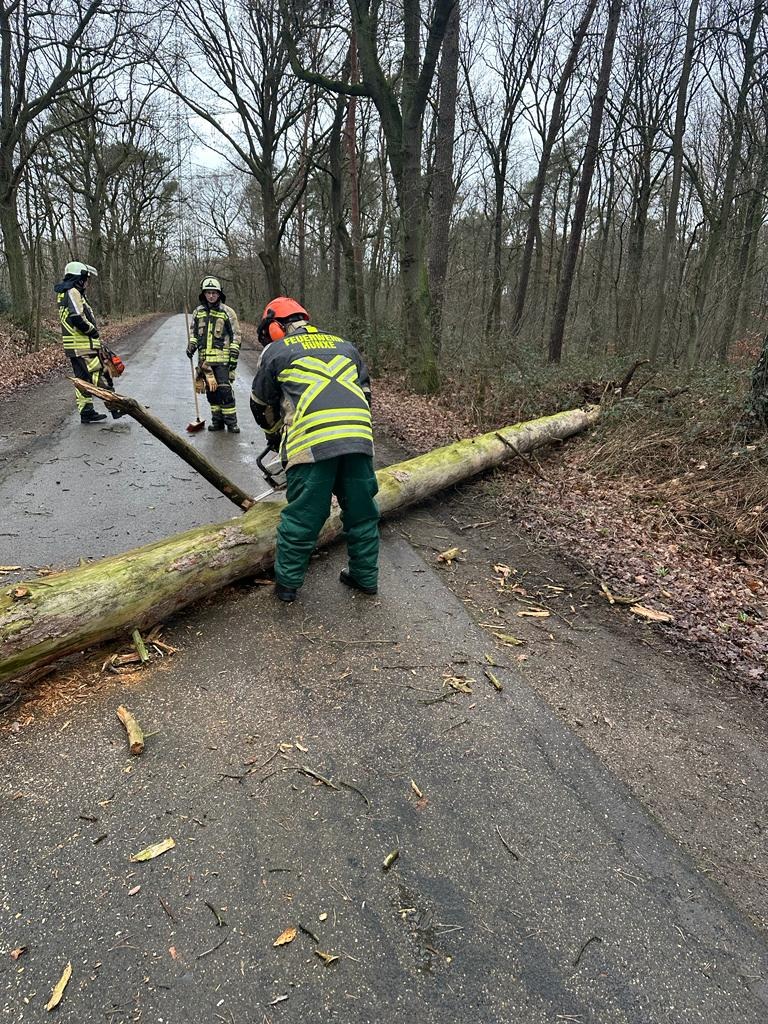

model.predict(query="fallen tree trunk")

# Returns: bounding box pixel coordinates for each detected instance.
[0,406,599,683]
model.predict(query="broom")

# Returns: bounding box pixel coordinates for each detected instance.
[184,301,205,433]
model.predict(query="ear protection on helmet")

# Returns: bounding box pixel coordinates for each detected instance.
[257,308,286,345]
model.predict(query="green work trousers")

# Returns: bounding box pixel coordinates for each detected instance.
[275,454,379,591]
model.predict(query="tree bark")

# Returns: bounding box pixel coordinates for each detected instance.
[548,0,623,363]
[0,185,30,324]
[743,330,768,434]
[427,0,460,354]
[0,405,600,683]
[344,32,366,330]
[259,177,283,296]
[648,0,699,365]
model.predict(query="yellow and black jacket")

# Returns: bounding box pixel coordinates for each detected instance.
[250,324,373,469]
[54,276,99,352]
[189,292,241,367]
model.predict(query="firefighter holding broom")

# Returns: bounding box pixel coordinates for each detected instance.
[186,276,242,433]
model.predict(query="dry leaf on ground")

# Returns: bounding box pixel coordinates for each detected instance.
[45,962,72,1011]
[129,837,175,862]
[10,947,26,960]
[437,547,463,564]
[273,927,297,947]
[493,632,525,646]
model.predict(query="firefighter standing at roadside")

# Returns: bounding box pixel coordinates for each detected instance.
[186,277,242,432]
[250,297,379,603]
[54,261,123,423]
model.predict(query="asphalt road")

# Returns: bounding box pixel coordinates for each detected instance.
[1,316,767,1022]
[0,314,271,570]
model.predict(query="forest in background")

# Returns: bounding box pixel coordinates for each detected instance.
[0,0,767,418]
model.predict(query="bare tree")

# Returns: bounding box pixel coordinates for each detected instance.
[685,0,766,364]
[510,0,600,336]
[157,0,318,296]
[648,0,700,363]
[548,0,623,363]
[428,0,460,354]
[0,0,126,322]
[285,0,456,392]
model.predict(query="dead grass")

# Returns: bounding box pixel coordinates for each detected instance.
[373,359,767,689]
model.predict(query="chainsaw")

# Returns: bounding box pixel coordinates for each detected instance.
[253,444,287,502]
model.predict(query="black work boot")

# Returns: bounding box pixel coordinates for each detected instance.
[227,424,241,434]
[81,407,107,423]
[208,420,225,432]
[275,582,297,603]
[110,408,126,420]
[339,568,378,595]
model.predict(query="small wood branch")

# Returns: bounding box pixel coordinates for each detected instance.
[131,629,149,664]
[651,385,690,403]
[616,359,650,396]
[494,432,549,481]
[116,704,144,755]
[69,379,256,511]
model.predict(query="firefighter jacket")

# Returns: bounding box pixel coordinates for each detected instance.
[189,297,241,366]
[250,324,373,470]
[54,276,100,352]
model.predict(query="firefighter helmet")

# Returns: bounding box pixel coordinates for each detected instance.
[64,261,98,278]
[258,297,309,345]
[201,277,222,292]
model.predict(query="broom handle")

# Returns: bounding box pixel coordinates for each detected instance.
[183,303,202,420]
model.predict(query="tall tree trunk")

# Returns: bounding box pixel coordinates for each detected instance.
[329,92,358,319]
[344,33,366,330]
[745,330,768,432]
[719,144,768,359]
[427,0,459,355]
[0,180,30,324]
[485,167,505,340]
[618,146,651,352]
[511,0,600,336]
[259,178,282,296]
[548,0,622,363]
[648,0,699,364]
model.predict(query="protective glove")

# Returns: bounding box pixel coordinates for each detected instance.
[186,343,196,359]
[265,428,282,452]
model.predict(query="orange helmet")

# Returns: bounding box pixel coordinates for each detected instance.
[258,297,309,344]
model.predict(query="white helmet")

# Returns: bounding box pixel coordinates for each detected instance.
[65,261,98,278]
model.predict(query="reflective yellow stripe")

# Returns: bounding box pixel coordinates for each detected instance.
[288,413,372,445]
[286,426,373,458]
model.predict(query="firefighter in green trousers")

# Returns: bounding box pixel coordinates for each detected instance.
[54,261,123,423]
[186,276,242,432]
[250,297,379,603]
